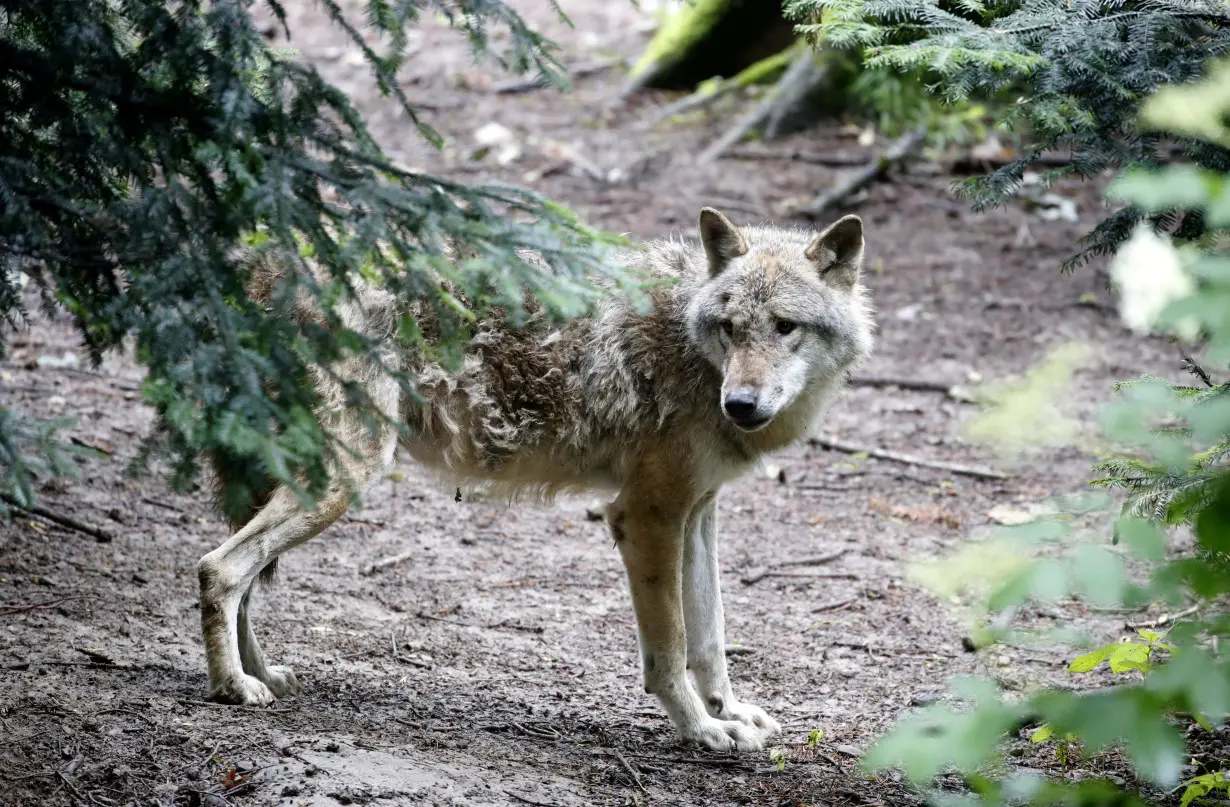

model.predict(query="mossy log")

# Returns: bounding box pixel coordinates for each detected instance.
[622,0,796,96]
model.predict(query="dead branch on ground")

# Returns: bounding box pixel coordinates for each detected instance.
[742,548,848,585]
[360,547,414,577]
[698,49,830,164]
[810,435,1007,480]
[1,493,115,542]
[797,128,926,218]
[491,59,622,94]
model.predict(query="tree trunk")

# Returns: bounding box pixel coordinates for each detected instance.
[623,0,796,95]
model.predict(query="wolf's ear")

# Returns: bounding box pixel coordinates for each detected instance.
[805,215,864,289]
[698,207,749,277]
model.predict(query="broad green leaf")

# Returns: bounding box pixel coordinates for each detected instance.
[1029,724,1054,743]
[1069,645,1115,673]
[1108,643,1151,674]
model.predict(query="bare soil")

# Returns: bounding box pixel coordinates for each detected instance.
[1,2,1222,806]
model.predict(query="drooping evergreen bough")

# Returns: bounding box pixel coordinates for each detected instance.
[786,0,1230,266]
[0,0,637,518]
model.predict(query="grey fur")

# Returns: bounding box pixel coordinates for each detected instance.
[196,208,875,752]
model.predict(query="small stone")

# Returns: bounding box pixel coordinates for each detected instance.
[835,744,863,758]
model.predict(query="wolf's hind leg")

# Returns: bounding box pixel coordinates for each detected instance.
[199,372,400,705]
[682,494,781,740]
[611,457,766,753]
[237,579,300,697]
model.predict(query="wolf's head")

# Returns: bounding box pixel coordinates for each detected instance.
[685,207,874,432]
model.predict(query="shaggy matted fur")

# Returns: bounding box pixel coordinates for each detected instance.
[197,207,875,752]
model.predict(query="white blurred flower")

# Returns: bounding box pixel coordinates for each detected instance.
[1108,226,1199,341]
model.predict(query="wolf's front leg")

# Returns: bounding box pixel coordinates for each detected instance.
[610,467,766,753]
[682,494,781,740]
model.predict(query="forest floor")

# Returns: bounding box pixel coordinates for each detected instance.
[2,1,1223,806]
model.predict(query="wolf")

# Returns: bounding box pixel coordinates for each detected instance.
[195,207,875,752]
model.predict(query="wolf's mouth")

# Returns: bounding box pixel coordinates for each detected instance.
[726,413,771,432]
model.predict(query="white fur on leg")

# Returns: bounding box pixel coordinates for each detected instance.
[238,585,301,698]
[642,647,769,753]
[199,373,400,706]
[682,494,782,740]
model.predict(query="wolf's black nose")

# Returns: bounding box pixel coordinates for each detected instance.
[723,389,759,418]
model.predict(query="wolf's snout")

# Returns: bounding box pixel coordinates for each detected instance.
[723,388,758,417]
[723,388,768,429]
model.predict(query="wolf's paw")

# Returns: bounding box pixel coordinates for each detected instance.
[209,674,276,707]
[260,665,301,698]
[683,717,766,753]
[708,697,781,738]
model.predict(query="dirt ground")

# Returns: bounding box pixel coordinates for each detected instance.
[2,2,1222,806]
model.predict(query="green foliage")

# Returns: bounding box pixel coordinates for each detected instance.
[0,0,640,518]
[1067,630,1173,675]
[846,66,991,147]
[1180,771,1230,807]
[848,64,1230,806]
[0,408,87,512]
[784,0,1230,267]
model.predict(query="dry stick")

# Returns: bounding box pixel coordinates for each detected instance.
[697,48,822,164]
[503,791,565,807]
[626,752,747,768]
[610,749,647,792]
[848,375,960,394]
[0,595,93,617]
[1125,604,1199,630]
[810,435,1008,481]
[0,493,114,543]
[1179,347,1215,388]
[741,548,847,585]
[492,59,621,94]
[360,547,414,577]
[751,571,858,582]
[797,127,927,219]
[812,597,856,614]
[723,146,870,167]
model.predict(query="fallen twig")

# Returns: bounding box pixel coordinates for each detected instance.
[749,571,859,582]
[1179,348,1215,388]
[504,791,565,807]
[415,611,544,635]
[810,435,1008,480]
[1,493,114,542]
[0,595,92,617]
[797,128,927,218]
[848,375,968,397]
[75,647,116,665]
[811,597,856,614]
[360,548,414,577]
[698,48,827,164]
[492,59,621,94]
[610,749,647,792]
[627,752,748,768]
[642,78,741,127]
[68,436,112,456]
[1125,604,1199,630]
[141,497,185,513]
[723,146,870,167]
[724,644,757,656]
[742,549,847,585]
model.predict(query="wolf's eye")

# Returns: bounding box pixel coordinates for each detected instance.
[775,319,797,336]
[720,320,734,336]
